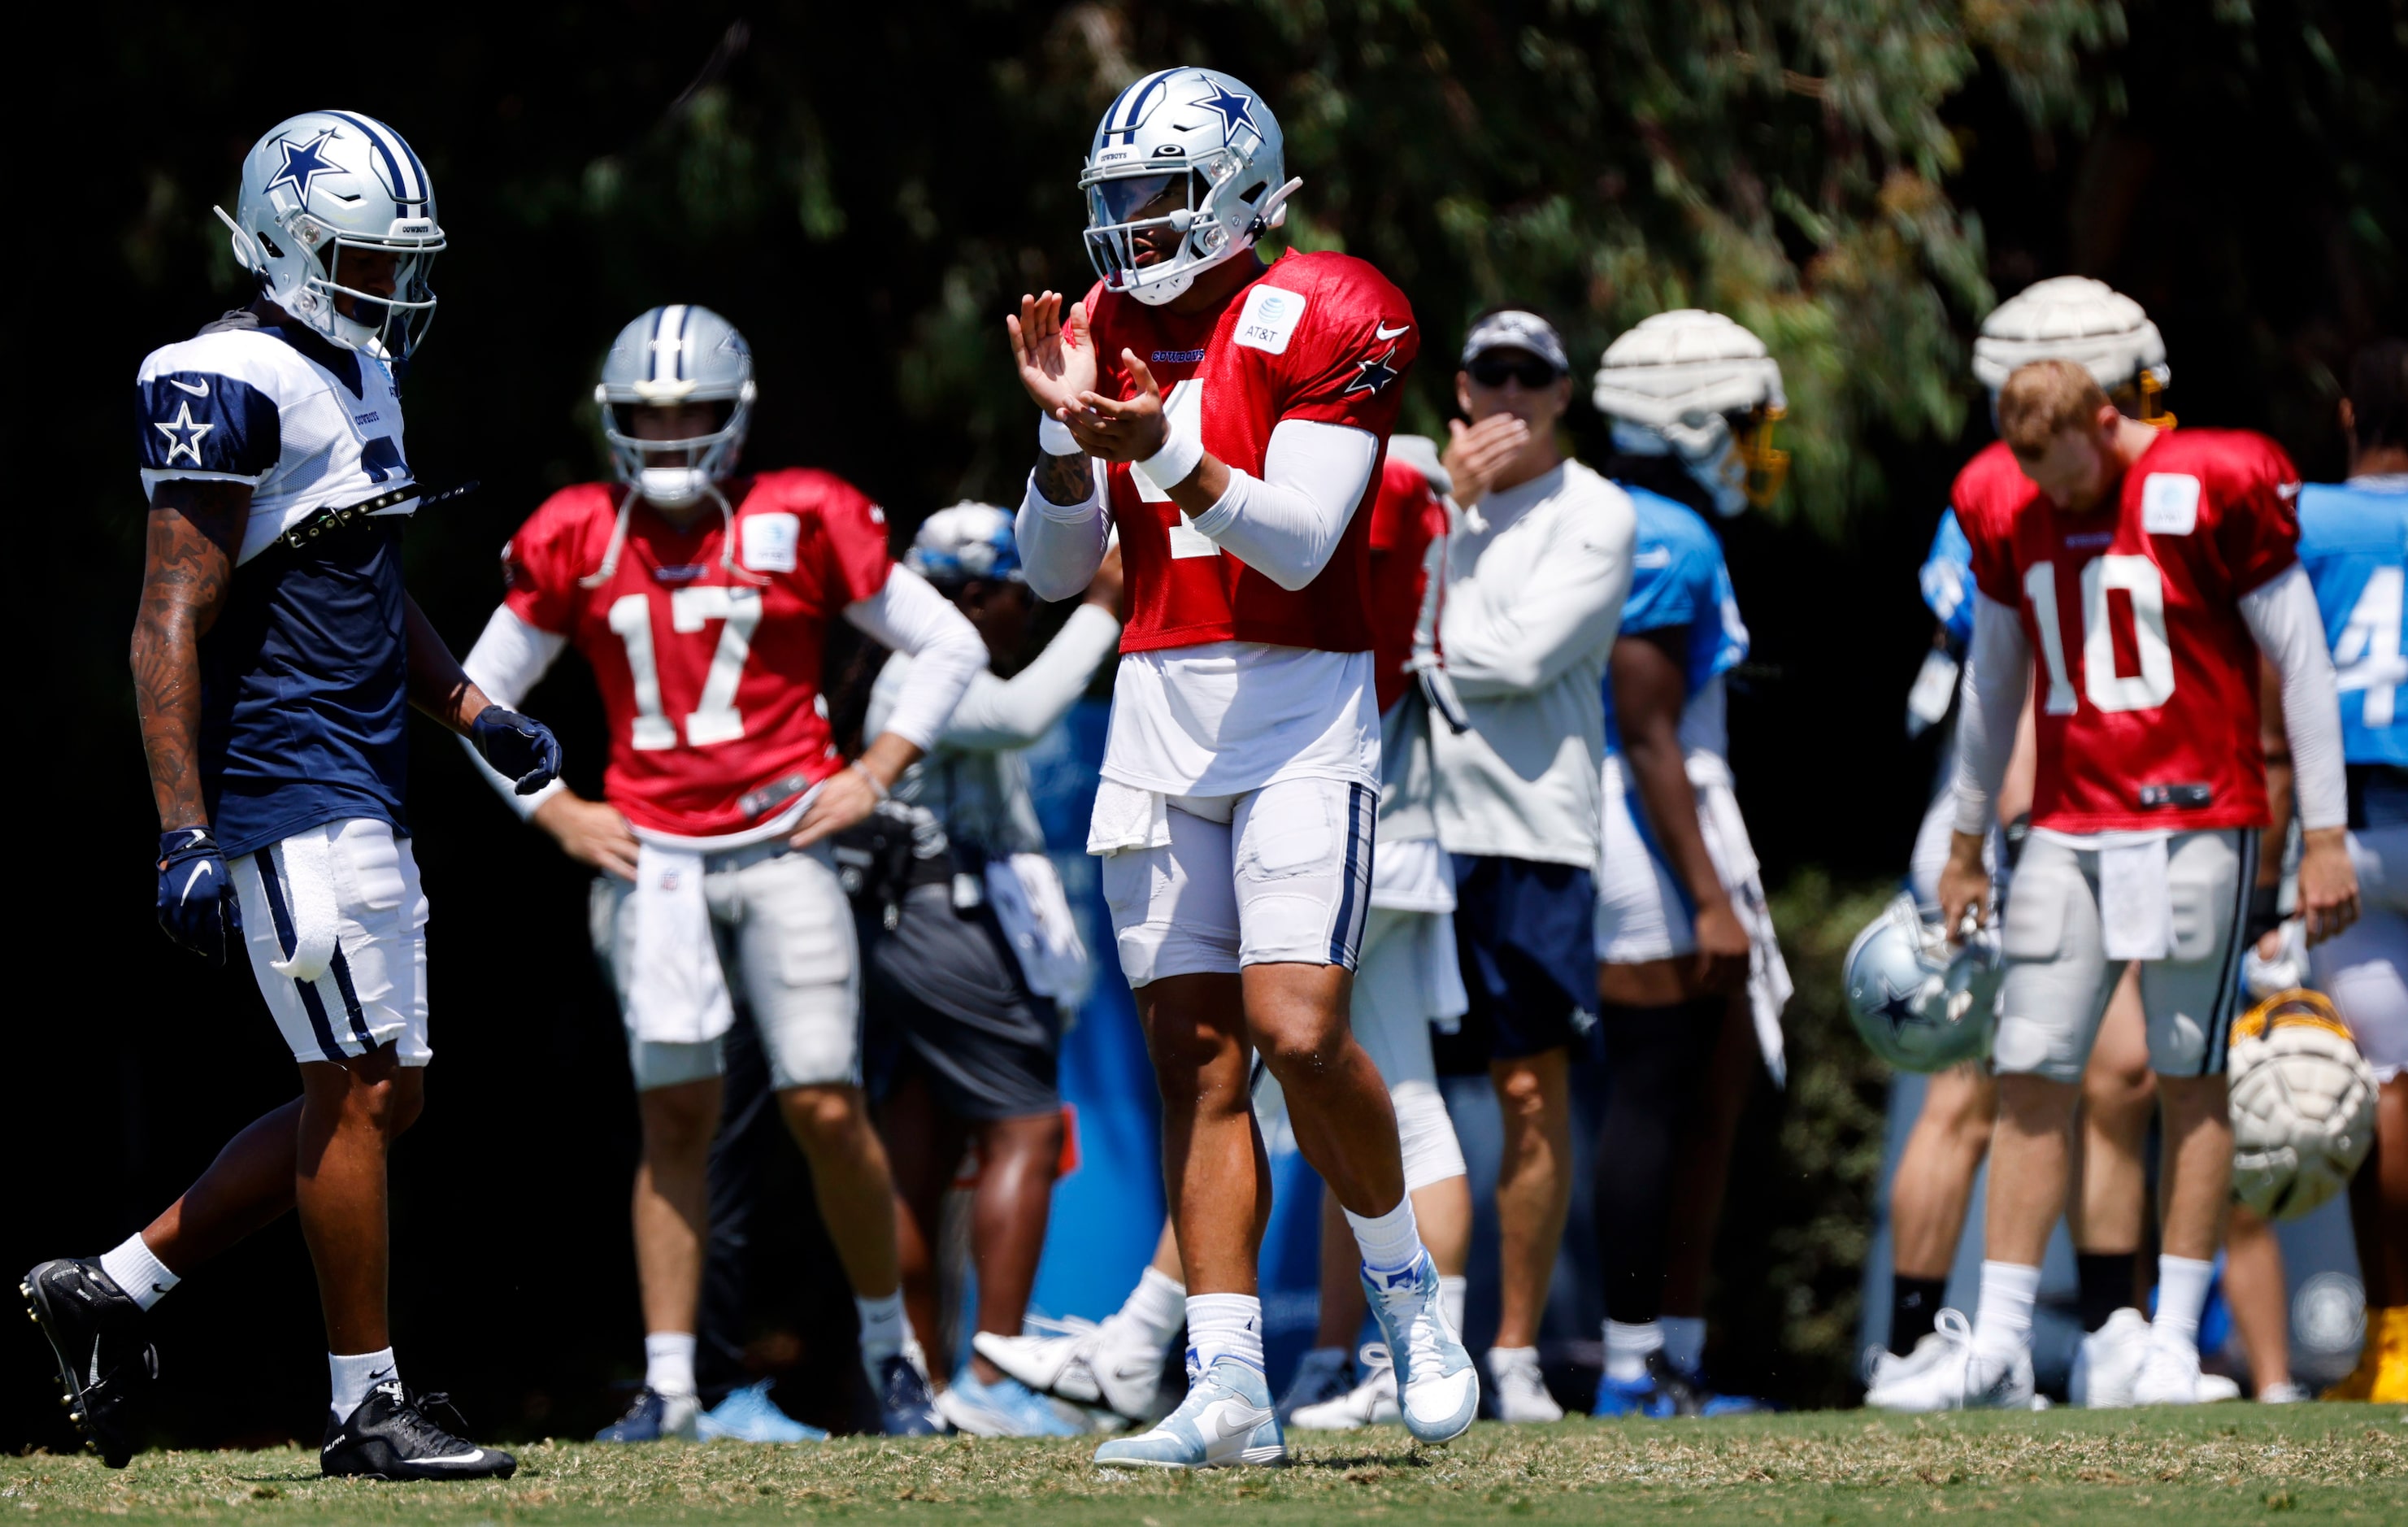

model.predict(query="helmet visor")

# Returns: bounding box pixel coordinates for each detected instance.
[1081,169,1206,289]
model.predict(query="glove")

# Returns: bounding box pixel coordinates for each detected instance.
[472,705,563,795]
[2242,916,2310,1000]
[157,828,241,966]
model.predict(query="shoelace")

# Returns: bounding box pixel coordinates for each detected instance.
[385,1390,476,1454]
[1931,1308,1976,1352]
[1382,1281,1451,1377]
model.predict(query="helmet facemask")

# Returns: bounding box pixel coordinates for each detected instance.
[1081,157,1295,307]
[308,224,441,359]
[1734,404,1790,508]
[598,387,755,509]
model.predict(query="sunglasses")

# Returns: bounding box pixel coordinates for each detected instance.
[1466,355,1562,389]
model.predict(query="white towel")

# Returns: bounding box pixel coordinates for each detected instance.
[267,825,340,983]
[1085,779,1173,856]
[1691,756,1793,1087]
[985,852,1093,1011]
[627,844,734,1045]
[2099,838,2174,960]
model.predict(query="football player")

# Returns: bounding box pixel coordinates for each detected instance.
[1932,355,2358,1408]
[1007,66,1476,1466]
[457,306,985,1439]
[1586,310,1793,1415]
[22,112,552,1480]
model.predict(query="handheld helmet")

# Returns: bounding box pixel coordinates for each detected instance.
[1842,894,2002,1072]
[1080,67,1303,307]
[215,111,444,362]
[907,502,1024,588]
[1592,310,1789,516]
[596,305,756,510]
[1971,276,2173,428]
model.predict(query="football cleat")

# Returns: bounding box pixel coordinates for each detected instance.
[2069,1306,2149,1407]
[21,1259,157,1468]
[1289,1344,1400,1431]
[975,1317,1167,1423]
[1363,1252,1479,1444]
[2132,1338,2208,1406]
[1863,1309,2036,1412]
[594,1386,700,1442]
[935,1369,1081,1438]
[1593,1351,1709,1419]
[870,1348,941,1436]
[1484,1346,1564,1423]
[2321,1304,2408,1403]
[321,1381,515,1481]
[1275,1346,1353,1423]
[696,1380,825,1442]
[1093,1354,1284,1469]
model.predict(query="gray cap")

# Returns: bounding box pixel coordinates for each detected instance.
[1460,310,1569,374]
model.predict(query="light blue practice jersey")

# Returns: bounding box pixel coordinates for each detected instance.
[1603,485,1748,756]
[2297,477,2408,767]
[1920,508,1976,651]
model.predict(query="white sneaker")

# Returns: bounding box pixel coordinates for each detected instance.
[974,1316,1165,1423]
[1363,1254,1479,1443]
[1290,1344,1399,1431]
[1276,1346,1353,1422]
[2196,1373,2244,1403]
[2132,1338,2206,1406]
[1483,1346,1563,1423]
[2071,1307,2149,1407]
[1963,1342,2038,1410]
[1863,1310,2035,1412]
[2256,1380,2308,1403]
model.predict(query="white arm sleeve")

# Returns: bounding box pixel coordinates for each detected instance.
[456,605,569,820]
[843,565,984,751]
[1950,592,2032,835]
[866,603,1121,753]
[1436,499,1631,698]
[1186,419,1379,592]
[2241,563,2349,831]
[1015,457,1110,601]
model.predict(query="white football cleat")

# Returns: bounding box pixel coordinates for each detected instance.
[1363,1253,1478,1443]
[1276,1346,1352,1422]
[1863,1309,2036,1412]
[2132,1338,2206,1406]
[2255,1379,2307,1403]
[1483,1346,1563,1423]
[974,1316,1166,1423]
[1289,1344,1401,1431]
[2070,1307,2149,1407]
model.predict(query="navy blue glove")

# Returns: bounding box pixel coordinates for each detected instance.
[157,828,241,965]
[472,705,563,795]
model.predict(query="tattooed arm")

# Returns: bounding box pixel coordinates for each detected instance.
[403,593,498,736]
[133,482,249,832]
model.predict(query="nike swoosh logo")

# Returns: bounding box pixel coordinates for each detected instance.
[422,1450,485,1464]
[1374,322,1411,340]
[167,377,210,397]
[1207,1402,1270,1439]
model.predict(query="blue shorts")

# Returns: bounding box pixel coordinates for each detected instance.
[1446,855,1597,1062]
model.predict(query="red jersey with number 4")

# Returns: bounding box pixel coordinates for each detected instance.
[1366,456,1446,713]
[1957,431,2301,834]
[502,469,893,837]
[1083,250,1418,655]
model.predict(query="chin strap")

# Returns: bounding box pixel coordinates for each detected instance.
[709,482,772,586]
[1245,177,1305,242]
[578,485,640,589]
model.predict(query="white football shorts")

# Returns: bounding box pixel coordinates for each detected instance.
[1993,829,2253,1083]
[2307,823,2408,1083]
[591,838,859,1093]
[1597,752,1778,964]
[232,818,430,1068]
[1095,776,1376,987]
[1350,903,1469,1190]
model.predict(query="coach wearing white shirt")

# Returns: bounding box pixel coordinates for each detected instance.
[1416,310,1636,1413]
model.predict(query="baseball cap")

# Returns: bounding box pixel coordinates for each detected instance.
[1460,310,1570,374]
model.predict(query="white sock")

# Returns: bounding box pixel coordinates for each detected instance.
[856,1292,906,1364]
[98,1234,178,1313]
[1971,1260,2043,1362]
[1185,1294,1264,1373]
[1439,1273,1468,1334]
[1119,1265,1187,1348]
[1344,1198,1424,1277]
[1605,1320,1663,1383]
[328,1347,398,1421]
[644,1331,698,1398]
[2151,1255,2215,1351]
[1659,1315,1707,1375]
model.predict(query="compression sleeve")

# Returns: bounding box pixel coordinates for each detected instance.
[457,604,569,820]
[943,603,1121,750]
[2241,563,2348,831]
[843,564,984,751]
[1950,591,2032,836]
[1015,455,1111,601]
[1186,418,1380,591]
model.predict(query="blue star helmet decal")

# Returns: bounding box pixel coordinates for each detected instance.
[1197,80,1258,146]
[1869,977,1924,1035]
[266,128,342,207]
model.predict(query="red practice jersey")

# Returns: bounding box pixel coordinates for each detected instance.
[1365,457,1446,714]
[1083,250,1419,655]
[1957,431,2302,834]
[502,469,893,838]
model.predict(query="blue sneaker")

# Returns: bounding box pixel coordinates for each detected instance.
[1593,1352,1710,1418]
[595,1386,699,1442]
[937,1369,1082,1438]
[870,1351,941,1436]
[697,1380,827,1442]
[1093,1353,1284,1469]
[1363,1252,1479,1443]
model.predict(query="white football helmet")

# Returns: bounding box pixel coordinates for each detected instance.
[1971,276,2173,424]
[1842,894,2003,1072]
[1592,310,1789,516]
[596,305,756,510]
[215,111,444,361]
[2228,990,2380,1220]
[1080,67,1302,307]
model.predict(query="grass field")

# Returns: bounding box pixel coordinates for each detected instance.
[2,1407,2400,1525]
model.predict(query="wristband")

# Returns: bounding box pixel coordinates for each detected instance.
[1139,420,1206,493]
[1038,413,1079,456]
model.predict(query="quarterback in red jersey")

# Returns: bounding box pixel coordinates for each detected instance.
[459,306,984,1440]
[1006,67,1476,1465]
[1934,358,2358,1410]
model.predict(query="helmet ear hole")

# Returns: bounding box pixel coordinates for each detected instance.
[1240,181,1267,204]
[255,228,285,260]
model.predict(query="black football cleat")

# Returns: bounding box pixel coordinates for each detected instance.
[871,1352,941,1436]
[321,1381,517,1481]
[21,1259,157,1468]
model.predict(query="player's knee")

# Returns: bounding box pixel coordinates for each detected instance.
[1253,1009,1349,1083]
[1995,1072,2080,1134]
[1490,1056,1562,1123]
[640,1081,721,1158]
[780,1084,868,1151]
